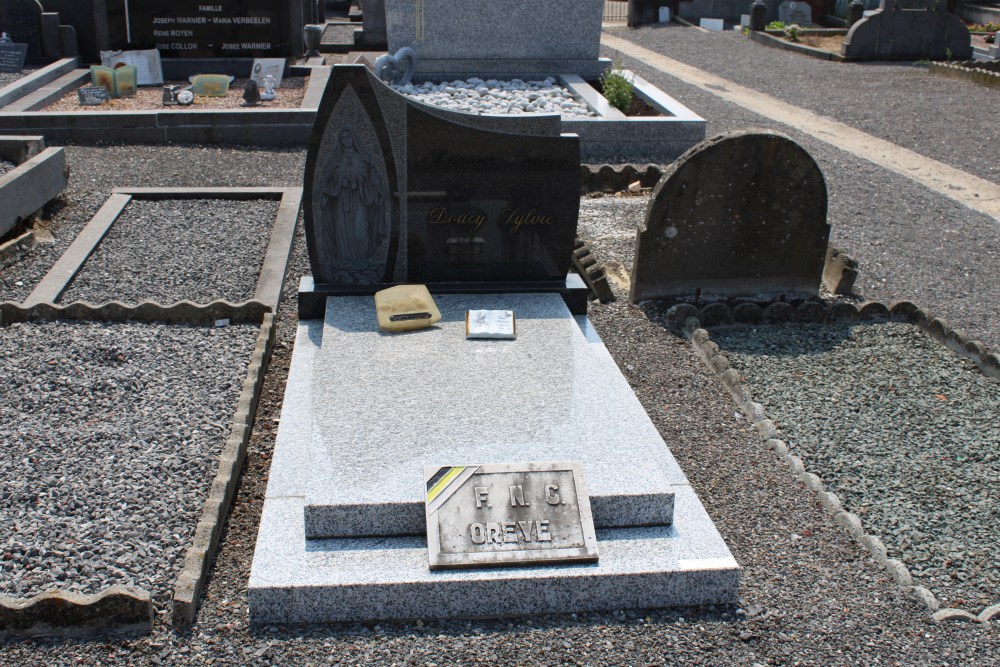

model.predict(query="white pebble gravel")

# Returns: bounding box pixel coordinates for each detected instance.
[711,321,1000,609]
[58,198,278,305]
[0,320,257,604]
[392,77,597,117]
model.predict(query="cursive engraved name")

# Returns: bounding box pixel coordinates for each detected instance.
[428,207,487,233]
[500,208,554,233]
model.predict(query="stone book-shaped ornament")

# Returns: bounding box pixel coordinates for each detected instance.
[303,65,581,291]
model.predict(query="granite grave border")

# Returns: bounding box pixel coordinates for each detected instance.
[0,64,330,146]
[0,135,68,239]
[0,57,78,109]
[660,298,999,623]
[19,186,302,314]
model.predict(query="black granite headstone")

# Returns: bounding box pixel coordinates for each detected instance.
[0,0,43,58]
[0,39,27,71]
[303,65,581,287]
[127,0,289,57]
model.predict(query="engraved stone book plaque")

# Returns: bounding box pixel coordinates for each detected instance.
[424,461,599,570]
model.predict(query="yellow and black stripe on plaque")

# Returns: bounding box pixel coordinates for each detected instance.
[425,465,480,517]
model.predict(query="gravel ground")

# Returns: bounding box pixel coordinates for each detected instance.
[0,320,257,605]
[58,198,278,305]
[601,35,1000,353]
[605,23,1000,184]
[711,321,1000,611]
[0,158,16,178]
[44,77,307,112]
[0,145,304,304]
[0,67,37,91]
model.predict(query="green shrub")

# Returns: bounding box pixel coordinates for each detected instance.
[766,20,785,30]
[600,61,634,112]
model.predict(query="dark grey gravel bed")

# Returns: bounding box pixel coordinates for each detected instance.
[605,23,1000,184]
[57,198,278,305]
[0,320,257,605]
[711,321,1000,611]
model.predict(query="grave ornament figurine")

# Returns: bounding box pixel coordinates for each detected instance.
[0,32,12,45]
[374,47,416,86]
[260,74,276,101]
[317,126,389,283]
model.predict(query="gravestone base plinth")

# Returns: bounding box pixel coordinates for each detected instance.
[249,293,738,624]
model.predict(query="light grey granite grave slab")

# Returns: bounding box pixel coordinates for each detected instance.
[303,293,685,538]
[249,294,739,623]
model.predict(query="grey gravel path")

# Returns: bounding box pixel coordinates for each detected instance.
[0,68,36,91]
[605,23,1000,184]
[0,145,303,304]
[0,321,257,605]
[600,37,1000,353]
[0,158,16,178]
[58,198,278,305]
[712,321,1000,611]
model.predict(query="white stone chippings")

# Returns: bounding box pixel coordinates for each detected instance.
[391,77,598,117]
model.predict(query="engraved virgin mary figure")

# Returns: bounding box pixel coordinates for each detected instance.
[317,126,389,283]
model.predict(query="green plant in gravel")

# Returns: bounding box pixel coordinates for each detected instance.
[600,59,634,113]
[767,20,785,30]
[784,23,802,42]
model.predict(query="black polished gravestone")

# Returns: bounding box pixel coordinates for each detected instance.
[125,0,290,58]
[0,0,42,58]
[301,65,585,316]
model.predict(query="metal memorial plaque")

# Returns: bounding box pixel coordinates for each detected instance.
[424,461,598,570]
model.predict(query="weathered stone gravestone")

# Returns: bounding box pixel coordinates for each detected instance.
[630,130,830,303]
[303,65,581,291]
[842,0,971,60]
[778,1,812,25]
[383,0,606,77]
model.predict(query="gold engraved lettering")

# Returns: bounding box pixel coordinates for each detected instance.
[500,208,555,233]
[428,207,486,233]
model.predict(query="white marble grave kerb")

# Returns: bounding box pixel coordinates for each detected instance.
[249,293,739,623]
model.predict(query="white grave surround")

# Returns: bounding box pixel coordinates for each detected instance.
[249,293,739,623]
[700,18,726,31]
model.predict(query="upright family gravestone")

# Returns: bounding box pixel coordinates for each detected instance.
[842,0,971,60]
[383,0,607,77]
[630,130,830,303]
[300,64,584,314]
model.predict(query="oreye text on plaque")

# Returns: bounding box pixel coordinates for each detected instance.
[424,461,598,570]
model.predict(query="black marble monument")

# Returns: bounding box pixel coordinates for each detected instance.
[301,65,585,315]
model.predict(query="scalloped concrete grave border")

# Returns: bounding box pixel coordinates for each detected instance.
[930,60,1000,90]
[0,63,329,146]
[662,298,999,623]
[21,186,302,312]
[0,135,68,238]
[0,587,152,639]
